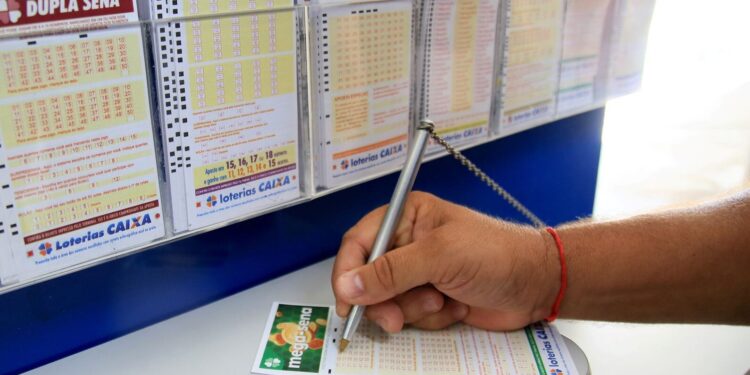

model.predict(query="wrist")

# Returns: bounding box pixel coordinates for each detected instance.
[531,227,563,322]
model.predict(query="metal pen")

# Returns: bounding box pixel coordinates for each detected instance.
[339,120,435,352]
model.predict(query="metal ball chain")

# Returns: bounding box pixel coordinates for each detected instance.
[419,120,547,228]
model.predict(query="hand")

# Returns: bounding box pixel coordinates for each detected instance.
[331,192,561,333]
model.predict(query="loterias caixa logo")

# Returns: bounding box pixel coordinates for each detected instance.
[36,242,53,257]
[31,214,156,259]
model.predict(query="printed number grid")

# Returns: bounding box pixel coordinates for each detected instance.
[1,83,146,147]
[185,0,288,16]
[420,330,462,374]
[336,319,377,373]
[376,329,417,373]
[187,13,295,110]
[0,35,139,97]
[329,10,411,91]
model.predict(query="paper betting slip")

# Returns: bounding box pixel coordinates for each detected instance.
[0,1,166,284]
[253,302,580,375]
[417,0,500,151]
[149,1,302,232]
[497,0,564,136]
[556,0,613,115]
[310,1,413,189]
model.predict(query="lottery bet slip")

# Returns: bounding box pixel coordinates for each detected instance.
[0,1,165,284]
[497,0,565,136]
[606,0,656,97]
[148,1,302,232]
[310,0,413,188]
[557,0,613,115]
[253,302,580,375]
[417,0,501,151]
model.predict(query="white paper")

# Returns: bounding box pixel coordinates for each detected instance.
[497,0,565,136]
[606,0,656,98]
[253,302,580,375]
[556,0,614,115]
[153,3,302,232]
[0,25,166,283]
[418,0,500,151]
[311,1,413,189]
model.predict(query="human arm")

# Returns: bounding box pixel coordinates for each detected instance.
[331,190,750,332]
[554,189,750,324]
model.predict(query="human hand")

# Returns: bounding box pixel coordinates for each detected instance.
[331,192,560,333]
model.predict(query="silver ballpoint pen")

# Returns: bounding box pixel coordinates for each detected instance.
[339,120,435,352]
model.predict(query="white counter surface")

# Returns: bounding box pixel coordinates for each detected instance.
[28,258,750,375]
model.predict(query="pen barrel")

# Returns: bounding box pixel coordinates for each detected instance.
[367,125,432,262]
[342,122,433,343]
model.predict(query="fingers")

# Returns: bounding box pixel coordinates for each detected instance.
[395,286,444,323]
[364,301,404,333]
[365,286,445,332]
[332,205,388,317]
[410,299,470,330]
[332,192,447,317]
[334,238,437,307]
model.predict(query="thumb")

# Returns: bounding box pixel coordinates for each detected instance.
[334,240,436,307]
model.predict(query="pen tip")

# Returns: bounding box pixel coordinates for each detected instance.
[339,339,349,352]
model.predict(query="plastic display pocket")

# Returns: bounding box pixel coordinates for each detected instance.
[494,0,565,137]
[0,23,167,284]
[555,0,615,117]
[146,2,309,232]
[308,0,415,190]
[605,0,656,99]
[414,0,500,154]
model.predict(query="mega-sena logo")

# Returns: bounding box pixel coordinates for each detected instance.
[36,214,154,253]
[0,0,22,24]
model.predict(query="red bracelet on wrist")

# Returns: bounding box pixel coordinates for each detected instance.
[545,227,568,322]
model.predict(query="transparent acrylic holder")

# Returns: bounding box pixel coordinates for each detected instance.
[0,0,633,295]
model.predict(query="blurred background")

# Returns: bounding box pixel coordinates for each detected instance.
[565,2,750,373]
[594,0,750,218]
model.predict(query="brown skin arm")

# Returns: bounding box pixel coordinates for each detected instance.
[554,189,750,324]
[332,190,750,332]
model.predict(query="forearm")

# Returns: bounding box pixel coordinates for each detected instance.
[549,190,750,324]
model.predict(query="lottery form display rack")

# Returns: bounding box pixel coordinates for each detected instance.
[0,0,657,294]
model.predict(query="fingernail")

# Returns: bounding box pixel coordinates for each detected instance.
[336,302,349,318]
[452,303,469,319]
[376,318,388,330]
[424,297,440,313]
[338,271,364,299]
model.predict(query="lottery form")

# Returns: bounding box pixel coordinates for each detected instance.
[0,0,139,37]
[556,0,613,115]
[150,1,301,232]
[0,24,166,284]
[497,0,564,136]
[310,0,413,189]
[253,302,580,375]
[0,182,14,281]
[417,0,500,151]
[606,0,655,98]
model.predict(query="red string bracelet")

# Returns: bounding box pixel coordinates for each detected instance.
[545,227,568,322]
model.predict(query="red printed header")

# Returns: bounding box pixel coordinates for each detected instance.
[0,0,135,30]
